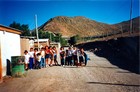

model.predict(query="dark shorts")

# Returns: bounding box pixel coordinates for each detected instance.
[45,54,50,59]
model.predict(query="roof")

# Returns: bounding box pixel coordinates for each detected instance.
[34,39,49,42]
[0,24,22,34]
[20,36,36,39]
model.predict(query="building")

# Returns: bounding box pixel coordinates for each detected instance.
[34,39,50,49]
[0,25,22,83]
[20,36,35,55]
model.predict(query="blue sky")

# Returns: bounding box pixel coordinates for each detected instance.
[0,0,139,30]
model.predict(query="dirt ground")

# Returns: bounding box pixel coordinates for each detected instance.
[0,51,140,92]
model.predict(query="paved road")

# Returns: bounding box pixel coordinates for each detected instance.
[0,51,139,92]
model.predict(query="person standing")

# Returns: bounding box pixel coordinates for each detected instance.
[52,46,58,66]
[72,47,78,66]
[49,46,54,67]
[60,47,65,66]
[45,46,50,67]
[65,49,69,66]
[34,48,39,69]
[24,50,30,70]
[36,53,42,69]
[79,48,87,66]
[68,47,73,66]
[41,47,46,68]
[28,48,34,70]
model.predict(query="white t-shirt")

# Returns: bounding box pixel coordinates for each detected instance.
[24,54,30,64]
[28,51,34,58]
[41,51,45,58]
[73,49,78,55]
[37,55,41,62]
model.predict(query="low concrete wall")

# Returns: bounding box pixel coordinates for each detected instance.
[77,36,139,73]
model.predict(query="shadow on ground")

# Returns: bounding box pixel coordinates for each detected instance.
[87,82,140,87]
[77,36,139,74]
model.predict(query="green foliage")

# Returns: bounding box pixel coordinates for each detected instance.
[38,29,49,39]
[53,33,67,46]
[68,35,80,45]
[54,33,61,42]
[60,38,68,46]
[20,24,30,36]
[49,32,55,42]
[9,21,31,36]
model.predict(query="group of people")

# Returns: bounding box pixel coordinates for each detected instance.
[60,47,88,67]
[24,45,87,70]
[24,46,58,70]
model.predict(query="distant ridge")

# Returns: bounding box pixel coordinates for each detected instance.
[38,16,140,37]
[114,16,140,33]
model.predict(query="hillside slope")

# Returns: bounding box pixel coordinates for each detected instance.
[38,16,139,37]
[39,16,119,37]
[114,16,140,33]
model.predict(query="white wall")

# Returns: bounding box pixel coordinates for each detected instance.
[0,31,21,76]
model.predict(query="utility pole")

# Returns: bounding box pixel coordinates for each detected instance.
[35,14,39,50]
[130,0,133,34]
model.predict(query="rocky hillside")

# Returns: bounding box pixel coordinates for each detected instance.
[39,16,119,37]
[38,16,139,37]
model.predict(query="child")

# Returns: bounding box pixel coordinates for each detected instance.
[41,47,46,68]
[36,53,41,69]
[24,50,30,70]
[34,48,39,69]
[28,48,34,70]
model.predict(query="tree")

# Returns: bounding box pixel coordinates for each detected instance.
[60,38,68,46]
[9,21,31,36]
[20,24,30,36]
[68,35,79,45]
[54,33,61,42]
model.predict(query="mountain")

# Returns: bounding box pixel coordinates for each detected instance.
[38,16,119,37]
[38,16,139,37]
[114,16,140,33]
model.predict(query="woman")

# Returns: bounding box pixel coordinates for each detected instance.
[78,48,88,66]
[48,46,54,67]
[52,46,58,66]
[45,46,50,67]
